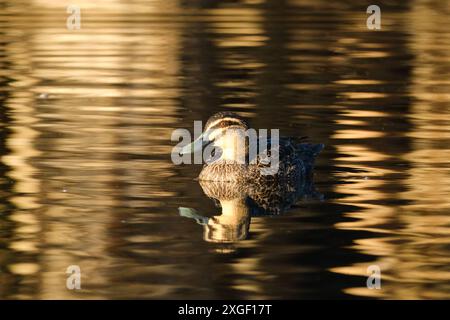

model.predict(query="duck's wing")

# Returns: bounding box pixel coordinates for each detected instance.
[249,137,321,180]
[295,142,324,173]
[249,137,298,166]
[245,138,324,215]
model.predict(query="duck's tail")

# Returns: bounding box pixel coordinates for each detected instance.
[297,142,324,171]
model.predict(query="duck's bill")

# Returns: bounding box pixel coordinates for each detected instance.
[179,132,210,155]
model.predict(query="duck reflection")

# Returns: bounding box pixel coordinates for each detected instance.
[180,174,322,244]
[180,180,250,243]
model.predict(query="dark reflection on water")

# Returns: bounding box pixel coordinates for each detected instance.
[0,0,449,299]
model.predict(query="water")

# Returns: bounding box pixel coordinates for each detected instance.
[0,0,449,299]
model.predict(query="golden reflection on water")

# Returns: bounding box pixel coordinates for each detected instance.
[330,1,450,299]
[0,0,449,299]
[1,0,183,299]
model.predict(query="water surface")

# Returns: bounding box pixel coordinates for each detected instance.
[0,0,449,299]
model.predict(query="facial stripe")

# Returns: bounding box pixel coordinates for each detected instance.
[206,117,246,131]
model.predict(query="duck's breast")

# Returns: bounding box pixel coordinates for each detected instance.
[199,162,247,182]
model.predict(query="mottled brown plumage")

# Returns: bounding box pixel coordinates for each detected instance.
[197,112,324,214]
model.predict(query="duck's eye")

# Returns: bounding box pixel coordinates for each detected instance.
[211,148,222,158]
[204,147,222,164]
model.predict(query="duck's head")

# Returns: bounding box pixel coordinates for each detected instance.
[180,112,249,163]
[203,111,249,133]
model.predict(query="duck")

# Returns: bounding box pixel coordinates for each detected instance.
[179,111,324,185]
[178,111,324,241]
